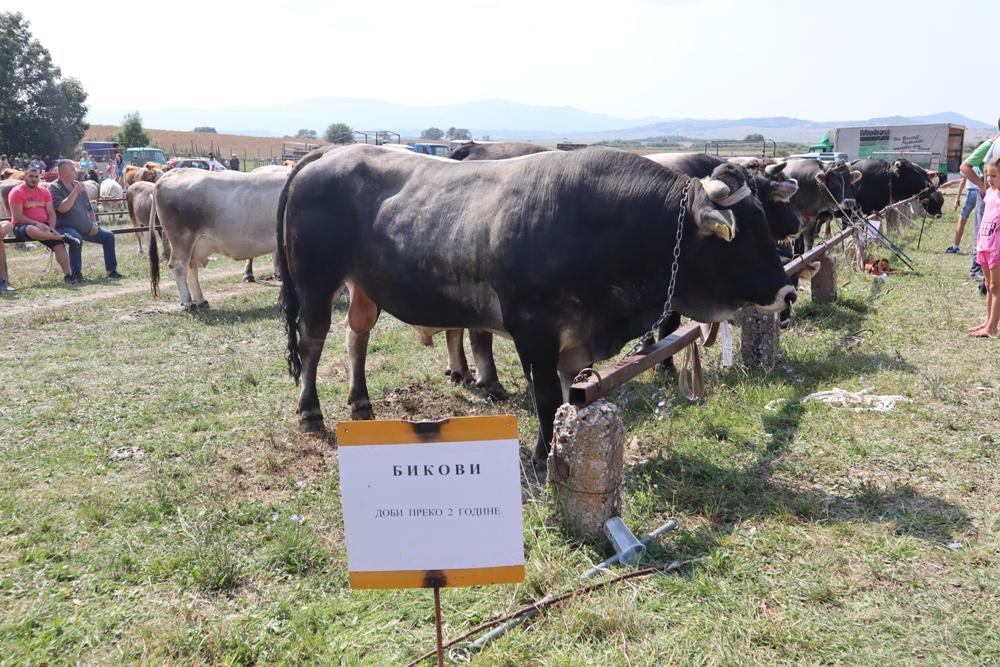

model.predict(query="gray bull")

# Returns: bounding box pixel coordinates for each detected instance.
[148,168,288,309]
[782,159,862,249]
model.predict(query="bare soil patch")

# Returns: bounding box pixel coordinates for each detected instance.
[213,433,335,503]
[0,267,254,318]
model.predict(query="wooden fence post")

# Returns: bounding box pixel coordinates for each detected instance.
[548,401,624,539]
[737,308,779,369]
[810,253,837,303]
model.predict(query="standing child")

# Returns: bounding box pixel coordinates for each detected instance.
[970,157,1000,337]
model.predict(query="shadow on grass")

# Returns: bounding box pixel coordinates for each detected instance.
[192,304,278,325]
[793,296,871,333]
[617,338,969,549]
[628,451,969,553]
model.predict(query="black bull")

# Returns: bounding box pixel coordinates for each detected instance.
[277,145,796,466]
[850,158,944,216]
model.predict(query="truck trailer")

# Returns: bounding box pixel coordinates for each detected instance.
[810,123,965,177]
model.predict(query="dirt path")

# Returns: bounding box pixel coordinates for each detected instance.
[0,267,261,318]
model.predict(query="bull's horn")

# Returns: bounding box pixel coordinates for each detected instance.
[700,176,732,202]
[764,162,786,176]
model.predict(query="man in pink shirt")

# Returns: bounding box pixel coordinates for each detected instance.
[8,166,77,283]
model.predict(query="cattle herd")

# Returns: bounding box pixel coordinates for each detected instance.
[3,142,945,468]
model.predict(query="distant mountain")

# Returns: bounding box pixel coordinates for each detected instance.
[86,98,992,143]
[88,97,668,139]
[906,112,992,128]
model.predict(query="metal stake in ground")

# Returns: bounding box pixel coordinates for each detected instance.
[433,585,445,667]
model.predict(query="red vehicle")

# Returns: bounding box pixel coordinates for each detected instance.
[41,165,68,182]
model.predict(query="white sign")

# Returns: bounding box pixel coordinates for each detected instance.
[337,416,524,589]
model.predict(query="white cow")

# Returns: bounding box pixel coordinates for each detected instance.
[99,179,125,221]
[81,180,100,203]
[99,178,124,203]
[148,169,289,309]
[251,165,292,175]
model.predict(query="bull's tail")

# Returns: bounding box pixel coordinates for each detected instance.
[278,148,331,384]
[148,189,160,296]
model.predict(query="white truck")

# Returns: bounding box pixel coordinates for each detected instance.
[811,123,966,178]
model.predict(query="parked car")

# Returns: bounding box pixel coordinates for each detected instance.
[166,158,212,170]
[787,152,849,163]
[124,147,168,166]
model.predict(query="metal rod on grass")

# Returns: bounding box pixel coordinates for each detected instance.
[462,518,679,655]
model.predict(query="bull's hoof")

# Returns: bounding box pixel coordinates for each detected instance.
[779,317,791,330]
[446,369,473,384]
[349,400,375,421]
[299,410,326,432]
[181,302,196,312]
[243,275,255,283]
[476,379,509,401]
[195,300,210,310]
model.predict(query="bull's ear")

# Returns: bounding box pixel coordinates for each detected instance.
[851,169,863,183]
[892,160,903,175]
[768,178,798,202]
[814,170,827,185]
[695,206,736,241]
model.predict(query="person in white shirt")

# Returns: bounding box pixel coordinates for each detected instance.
[207,152,227,171]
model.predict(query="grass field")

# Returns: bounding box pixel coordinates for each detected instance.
[83,125,329,161]
[1,207,998,665]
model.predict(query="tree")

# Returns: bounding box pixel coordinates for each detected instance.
[0,12,89,158]
[324,122,354,144]
[743,133,765,142]
[115,112,151,148]
[420,127,444,140]
[446,127,471,141]
[194,126,217,133]
[295,128,318,139]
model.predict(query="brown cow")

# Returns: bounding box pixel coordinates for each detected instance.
[123,165,141,187]
[0,168,24,180]
[124,165,164,188]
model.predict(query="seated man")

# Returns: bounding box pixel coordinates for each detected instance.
[8,167,77,284]
[50,160,123,281]
[1,218,14,292]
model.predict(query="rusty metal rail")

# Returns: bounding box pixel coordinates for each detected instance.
[568,322,703,406]
[3,225,160,242]
[781,226,854,276]
[569,225,857,407]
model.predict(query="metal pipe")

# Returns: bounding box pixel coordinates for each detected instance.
[602,517,645,566]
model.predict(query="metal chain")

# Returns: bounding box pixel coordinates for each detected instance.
[623,178,692,358]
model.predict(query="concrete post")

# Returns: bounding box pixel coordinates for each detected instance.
[548,401,624,539]
[810,253,838,304]
[736,308,779,369]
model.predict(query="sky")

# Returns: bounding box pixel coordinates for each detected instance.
[8,0,999,124]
